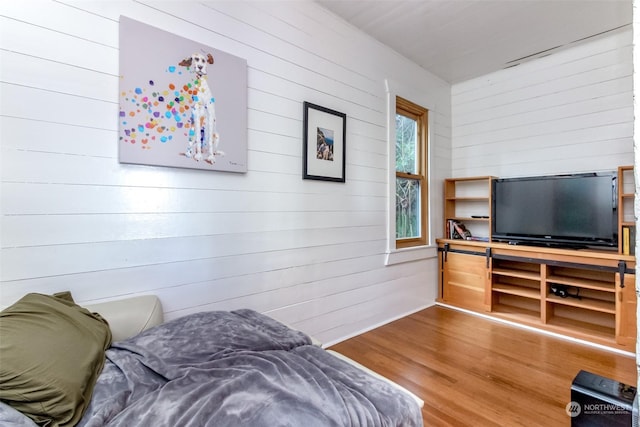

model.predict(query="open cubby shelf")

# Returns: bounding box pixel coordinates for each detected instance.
[545,316,616,341]
[545,294,615,314]
[492,303,541,321]
[545,274,614,292]
[493,268,540,281]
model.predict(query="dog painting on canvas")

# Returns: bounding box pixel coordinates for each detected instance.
[179,52,224,164]
[118,17,247,173]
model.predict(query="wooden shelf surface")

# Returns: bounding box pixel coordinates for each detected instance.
[545,316,616,341]
[445,176,495,182]
[493,284,540,299]
[491,304,541,321]
[491,305,618,346]
[437,238,636,263]
[546,294,615,314]
[492,268,540,281]
[546,274,615,292]
[447,216,490,222]
[445,197,490,201]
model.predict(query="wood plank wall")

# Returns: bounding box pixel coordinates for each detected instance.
[0,1,451,345]
[451,28,633,178]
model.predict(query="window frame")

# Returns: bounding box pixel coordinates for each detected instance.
[395,96,429,249]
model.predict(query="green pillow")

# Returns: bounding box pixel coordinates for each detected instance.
[0,293,112,427]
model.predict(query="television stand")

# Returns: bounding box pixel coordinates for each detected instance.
[436,239,636,351]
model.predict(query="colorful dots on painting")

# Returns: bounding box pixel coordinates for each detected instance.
[120,63,215,152]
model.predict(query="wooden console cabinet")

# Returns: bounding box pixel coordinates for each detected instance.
[437,240,636,351]
[438,167,637,351]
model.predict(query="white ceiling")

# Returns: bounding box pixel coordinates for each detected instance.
[316,0,632,84]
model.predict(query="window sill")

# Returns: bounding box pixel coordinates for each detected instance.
[385,245,438,265]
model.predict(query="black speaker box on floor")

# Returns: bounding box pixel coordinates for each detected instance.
[570,370,636,426]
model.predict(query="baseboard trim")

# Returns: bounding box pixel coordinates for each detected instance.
[435,302,635,357]
[322,303,435,348]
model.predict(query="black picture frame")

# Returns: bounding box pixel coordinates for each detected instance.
[302,102,346,182]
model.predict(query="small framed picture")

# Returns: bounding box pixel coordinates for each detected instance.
[302,102,346,182]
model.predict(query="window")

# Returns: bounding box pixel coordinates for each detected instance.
[395,96,428,249]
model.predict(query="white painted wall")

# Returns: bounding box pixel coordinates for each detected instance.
[0,1,451,345]
[451,28,633,178]
[631,0,639,388]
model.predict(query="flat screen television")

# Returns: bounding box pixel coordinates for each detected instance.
[491,172,618,249]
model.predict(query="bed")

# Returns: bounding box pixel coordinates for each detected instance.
[0,292,424,427]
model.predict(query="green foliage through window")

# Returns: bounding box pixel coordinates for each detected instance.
[395,114,417,174]
[396,177,420,239]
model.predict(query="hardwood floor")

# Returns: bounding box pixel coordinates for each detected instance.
[328,305,637,427]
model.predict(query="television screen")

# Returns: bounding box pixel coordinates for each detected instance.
[492,173,618,248]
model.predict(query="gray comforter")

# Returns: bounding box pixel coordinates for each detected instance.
[75,309,423,426]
